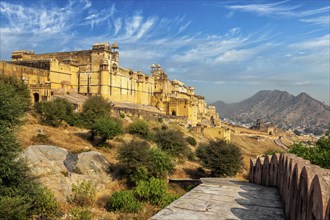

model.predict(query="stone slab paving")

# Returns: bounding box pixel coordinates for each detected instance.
[151,178,285,220]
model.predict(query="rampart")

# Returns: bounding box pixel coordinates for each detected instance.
[249,153,330,220]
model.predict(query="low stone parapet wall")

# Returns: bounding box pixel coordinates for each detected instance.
[249,153,330,220]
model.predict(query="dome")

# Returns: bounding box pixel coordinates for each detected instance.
[111,41,119,49]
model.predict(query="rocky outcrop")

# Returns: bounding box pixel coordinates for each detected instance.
[21,145,112,202]
[250,153,330,220]
[212,90,330,134]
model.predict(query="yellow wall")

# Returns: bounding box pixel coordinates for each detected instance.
[2,43,219,125]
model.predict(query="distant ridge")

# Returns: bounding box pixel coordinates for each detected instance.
[211,90,330,135]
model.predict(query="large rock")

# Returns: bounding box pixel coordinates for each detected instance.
[21,145,112,202]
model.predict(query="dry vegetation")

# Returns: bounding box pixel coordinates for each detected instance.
[15,111,315,219]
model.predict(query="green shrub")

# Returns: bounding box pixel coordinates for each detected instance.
[147,148,174,178]
[0,77,59,219]
[106,190,141,213]
[34,98,74,127]
[70,180,96,207]
[68,208,93,220]
[154,129,188,158]
[91,116,123,143]
[135,178,178,207]
[31,133,51,144]
[81,96,112,128]
[0,196,30,220]
[186,150,196,161]
[186,136,197,146]
[118,139,151,180]
[317,134,330,151]
[127,120,151,139]
[158,117,164,123]
[0,77,30,125]
[289,135,330,169]
[119,111,125,118]
[30,186,59,219]
[196,140,242,177]
[118,140,173,184]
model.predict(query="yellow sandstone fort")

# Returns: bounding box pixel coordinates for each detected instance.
[0,42,220,126]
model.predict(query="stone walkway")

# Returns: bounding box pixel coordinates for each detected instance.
[151,178,285,220]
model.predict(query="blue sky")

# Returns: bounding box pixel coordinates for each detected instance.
[0,0,329,104]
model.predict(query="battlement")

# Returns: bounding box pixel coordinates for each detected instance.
[250,154,330,220]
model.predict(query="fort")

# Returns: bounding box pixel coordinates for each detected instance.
[0,42,218,126]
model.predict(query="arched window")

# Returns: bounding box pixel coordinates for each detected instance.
[33,93,40,103]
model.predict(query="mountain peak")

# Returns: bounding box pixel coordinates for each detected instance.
[211,90,330,135]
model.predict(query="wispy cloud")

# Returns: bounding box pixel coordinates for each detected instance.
[291,34,330,49]
[300,16,330,26]
[226,1,299,16]
[226,1,330,27]
[83,4,116,28]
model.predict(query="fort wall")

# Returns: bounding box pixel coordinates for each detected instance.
[249,153,330,220]
[1,42,218,126]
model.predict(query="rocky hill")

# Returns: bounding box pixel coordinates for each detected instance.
[212,90,330,135]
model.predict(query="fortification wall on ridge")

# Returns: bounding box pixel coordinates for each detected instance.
[249,153,330,220]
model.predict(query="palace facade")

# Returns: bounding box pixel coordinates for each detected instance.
[0,42,219,125]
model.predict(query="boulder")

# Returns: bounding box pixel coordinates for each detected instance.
[21,145,112,202]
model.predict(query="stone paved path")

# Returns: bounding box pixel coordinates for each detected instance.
[151,178,285,220]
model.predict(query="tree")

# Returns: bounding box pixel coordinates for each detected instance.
[118,140,173,184]
[81,96,112,128]
[289,134,330,169]
[34,97,75,127]
[196,140,242,177]
[154,129,189,158]
[127,120,151,139]
[0,77,30,125]
[91,116,123,143]
[0,77,59,219]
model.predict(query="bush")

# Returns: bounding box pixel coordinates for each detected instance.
[91,116,123,143]
[119,111,125,118]
[0,196,29,219]
[70,180,96,207]
[34,97,74,127]
[135,178,178,207]
[81,96,112,128]
[154,129,188,158]
[158,117,164,123]
[0,77,60,219]
[127,120,151,139]
[68,208,93,220]
[118,139,151,180]
[106,190,141,213]
[289,135,330,169]
[147,148,174,179]
[118,140,173,184]
[186,136,197,146]
[196,140,242,177]
[30,186,59,219]
[31,133,51,144]
[0,77,30,125]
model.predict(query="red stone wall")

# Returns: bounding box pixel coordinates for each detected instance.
[249,153,330,220]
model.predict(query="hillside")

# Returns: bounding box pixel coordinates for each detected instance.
[212,90,330,135]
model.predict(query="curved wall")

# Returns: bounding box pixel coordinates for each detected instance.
[249,153,330,220]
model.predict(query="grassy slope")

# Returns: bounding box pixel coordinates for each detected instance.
[16,113,316,218]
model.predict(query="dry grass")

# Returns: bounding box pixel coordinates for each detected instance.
[15,113,316,219]
[17,114,94,153]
